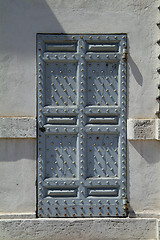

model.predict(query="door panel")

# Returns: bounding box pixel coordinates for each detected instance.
[86,134,119,178]
[86,62,119,106]
[37,34,127,218]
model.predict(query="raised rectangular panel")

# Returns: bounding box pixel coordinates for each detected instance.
[88,44,118,52]
[47,117,76,124]
[46,44,76,52]
[45,134,77,178]
[86,134,119,178]
[88,117,117,124]
[88,188,118,197]
[47,189,77,197]
[86,62,119,106]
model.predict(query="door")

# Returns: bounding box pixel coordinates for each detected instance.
[37,34,127,217]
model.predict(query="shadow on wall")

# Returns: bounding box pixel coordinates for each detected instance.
[128,55,143,87]
[0,0,64,161]
[0,139,36,162]
[125,37,143,121]
[0,0,65,55]
[127,38,143,87]
[128,140,160,165]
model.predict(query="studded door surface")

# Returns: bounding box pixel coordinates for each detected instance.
[37,34,127,218]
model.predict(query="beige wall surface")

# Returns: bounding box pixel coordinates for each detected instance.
[0,0,160,216]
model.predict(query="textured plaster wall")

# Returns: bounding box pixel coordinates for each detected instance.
[0,0,160,216]
[0,139,36,213]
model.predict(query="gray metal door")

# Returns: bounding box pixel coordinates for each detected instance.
[37,34,127,217]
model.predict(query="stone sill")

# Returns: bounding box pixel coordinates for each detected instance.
[0,217,158,240]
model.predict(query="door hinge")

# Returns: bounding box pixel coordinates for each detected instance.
[122,46,127,61]
[156,84,160,118]
[123,196,129,212]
